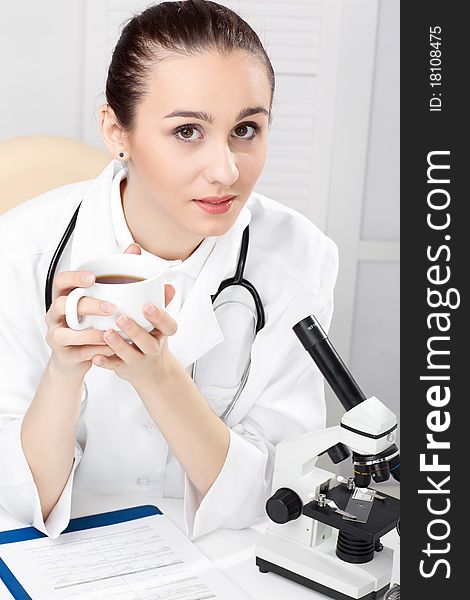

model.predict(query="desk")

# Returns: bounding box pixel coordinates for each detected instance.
[0,493,398,599]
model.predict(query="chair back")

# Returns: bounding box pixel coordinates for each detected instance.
[0,136,110,214]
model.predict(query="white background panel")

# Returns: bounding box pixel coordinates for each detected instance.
[361,0,400,241]
[223,0,323,74]
[256,74,316,214]
[0,0,83,141]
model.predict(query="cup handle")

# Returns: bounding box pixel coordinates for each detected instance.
[65,288,94,330]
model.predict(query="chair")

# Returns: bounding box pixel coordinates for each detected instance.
[0,136,110,215]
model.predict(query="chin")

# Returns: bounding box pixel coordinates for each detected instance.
[191,203,242,237]
[197,219,235,238]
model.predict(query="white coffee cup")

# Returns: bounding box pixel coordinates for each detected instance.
[65,254,178,341]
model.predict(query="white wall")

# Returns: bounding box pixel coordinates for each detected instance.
[0,0,85,140]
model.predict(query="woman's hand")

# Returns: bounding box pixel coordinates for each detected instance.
[45,243,143,379]
[92,285,177,389]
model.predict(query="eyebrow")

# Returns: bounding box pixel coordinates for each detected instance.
[163,106,270,123]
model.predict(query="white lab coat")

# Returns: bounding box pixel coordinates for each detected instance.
[0,160,338,540]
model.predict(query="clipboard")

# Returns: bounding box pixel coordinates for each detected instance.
[0,505,162,600]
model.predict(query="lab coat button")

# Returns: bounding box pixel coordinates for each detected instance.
[233,424,245,434]
[136,476,152,488]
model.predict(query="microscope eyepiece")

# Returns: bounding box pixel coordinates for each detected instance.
[293,315,366,411]
[293,315,328,348]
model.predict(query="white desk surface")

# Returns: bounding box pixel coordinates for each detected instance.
[0,493,398,599]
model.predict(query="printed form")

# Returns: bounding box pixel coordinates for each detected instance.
[0,514,249,599]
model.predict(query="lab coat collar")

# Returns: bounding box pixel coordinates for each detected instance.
[70,160,252,368]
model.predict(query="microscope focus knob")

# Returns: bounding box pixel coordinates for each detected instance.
[266,488,303,524]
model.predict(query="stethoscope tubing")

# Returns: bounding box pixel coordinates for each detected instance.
[45,201,82,313]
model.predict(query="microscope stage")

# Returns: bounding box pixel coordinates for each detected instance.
[303,485,400,543]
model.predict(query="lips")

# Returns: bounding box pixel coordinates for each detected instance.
[193,195,235,204]
[193,196,235,215]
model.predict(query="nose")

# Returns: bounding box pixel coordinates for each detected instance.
[202,141,239,187]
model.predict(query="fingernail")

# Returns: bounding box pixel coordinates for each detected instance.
[101,302,115,314]
[116,315,128,328]
[101,329,114,342]
[145,304,158,315]
[104,329,118,342]
[81,272,95,284]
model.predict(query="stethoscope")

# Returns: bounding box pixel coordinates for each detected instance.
[45,201,265,421]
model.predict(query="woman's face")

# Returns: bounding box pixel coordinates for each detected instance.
[125,50,271,238]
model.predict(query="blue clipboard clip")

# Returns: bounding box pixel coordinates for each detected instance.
[0,505,162,600]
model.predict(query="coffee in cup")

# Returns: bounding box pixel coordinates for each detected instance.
[95,274,146,285]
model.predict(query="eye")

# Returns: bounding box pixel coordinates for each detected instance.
[232,122,262,140]
[173,124,202,143]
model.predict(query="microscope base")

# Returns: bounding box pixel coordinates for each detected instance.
[256,531,393,599]
[256,557,389,600]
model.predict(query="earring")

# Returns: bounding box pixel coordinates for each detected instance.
[119,152,125,159]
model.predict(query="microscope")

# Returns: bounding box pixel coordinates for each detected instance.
[255,315,400,599]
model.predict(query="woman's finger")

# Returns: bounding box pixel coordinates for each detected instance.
[114,315,159,355]
[51,326,109,347]
[92,353,122,369]
[144,304,178,337]
[123,243,141,255]
[164,284,175,307]
[102,329,137,362]
[52,270,95,300]
[47,295,116,326]
[61,344,116,364]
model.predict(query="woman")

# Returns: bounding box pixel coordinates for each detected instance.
[0,0,338,540]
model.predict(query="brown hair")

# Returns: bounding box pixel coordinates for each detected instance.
[105,0,275,132]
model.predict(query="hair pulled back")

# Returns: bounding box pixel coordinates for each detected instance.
[106,0,275,132]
